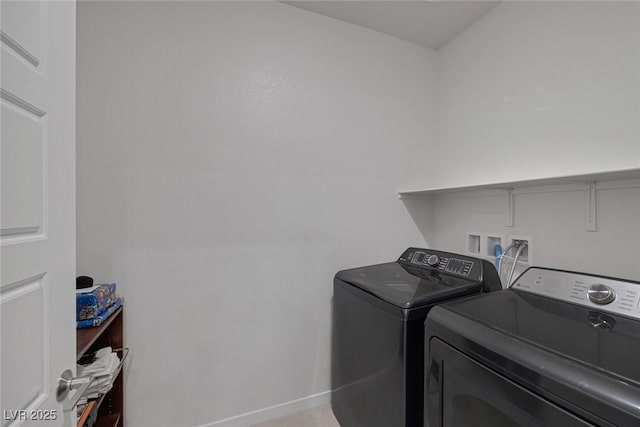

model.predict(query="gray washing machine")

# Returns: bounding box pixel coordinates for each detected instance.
[332,247,502,427]
[426,267,640,426]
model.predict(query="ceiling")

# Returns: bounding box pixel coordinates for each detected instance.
[282,1,500,49]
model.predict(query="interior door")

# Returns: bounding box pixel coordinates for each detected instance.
[1,1,76,426]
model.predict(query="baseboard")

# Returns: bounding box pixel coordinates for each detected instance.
[196,390,332,427]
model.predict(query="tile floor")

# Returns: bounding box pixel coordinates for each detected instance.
[250,404,340,427]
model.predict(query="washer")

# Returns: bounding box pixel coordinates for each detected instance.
[332,247,501,427]
[425,267,640,427]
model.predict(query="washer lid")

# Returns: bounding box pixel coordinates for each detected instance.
[335,261,481,309]
[434,289,640,384]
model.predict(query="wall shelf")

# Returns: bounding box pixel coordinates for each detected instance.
[398,168,640,197]
[398,168,640,232]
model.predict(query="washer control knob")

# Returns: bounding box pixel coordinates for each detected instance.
[427,254,440,267]
[587,284,616,305]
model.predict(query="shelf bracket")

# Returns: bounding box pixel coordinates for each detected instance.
[584,182,597,232]
[505,189,514,227]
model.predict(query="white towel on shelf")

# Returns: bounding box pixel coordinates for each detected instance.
[77,347,112,376]
[77,347,121,399]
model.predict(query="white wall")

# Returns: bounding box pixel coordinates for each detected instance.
[76,2,435,426]
[403,0,640,283]
[427,182,640,283]
[428,1,640,190]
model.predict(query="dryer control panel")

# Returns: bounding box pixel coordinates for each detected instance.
[398,248,480,282]
[513,267,640,320]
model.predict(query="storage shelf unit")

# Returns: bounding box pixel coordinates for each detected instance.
[76,306,124,427]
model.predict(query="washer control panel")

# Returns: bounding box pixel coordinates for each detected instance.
[398,248,478,281]
[512,267,640,320]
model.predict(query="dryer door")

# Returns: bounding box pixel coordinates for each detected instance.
[425,338,600,427]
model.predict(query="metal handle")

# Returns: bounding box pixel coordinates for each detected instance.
[588,312,616,329]
[57,347,130,412]
[56,369,96,412]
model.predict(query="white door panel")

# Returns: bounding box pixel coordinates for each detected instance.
[1,1,75,427]
[1,46,48,112]
[1,103,44,235]
[1,275,48,420]
[0,0,42,65]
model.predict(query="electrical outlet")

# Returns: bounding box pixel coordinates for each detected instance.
[507,235,533,265]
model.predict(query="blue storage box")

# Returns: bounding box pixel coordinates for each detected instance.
[76,283,117,320]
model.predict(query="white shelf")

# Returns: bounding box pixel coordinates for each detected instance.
[398,167,640,232]
[398,167,640,197]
